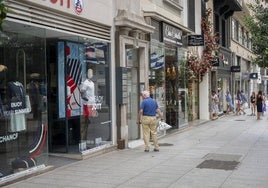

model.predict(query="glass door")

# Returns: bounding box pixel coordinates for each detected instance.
[126,48,139,140]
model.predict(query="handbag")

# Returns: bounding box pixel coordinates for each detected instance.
[157,121,172,132]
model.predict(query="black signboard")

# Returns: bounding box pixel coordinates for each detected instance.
[211,57,219,66]
[188,35,204,46]
[162,23,183,46]
[249,73,258,79]
[230,66,241,72]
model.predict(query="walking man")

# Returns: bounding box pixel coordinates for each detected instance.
[137,90,163,152]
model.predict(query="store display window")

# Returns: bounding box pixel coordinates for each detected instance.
[0,21,48,178]
[78,40,112,153]
[149,40,166,132]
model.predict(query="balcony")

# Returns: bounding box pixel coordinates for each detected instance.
[214,0,243,19]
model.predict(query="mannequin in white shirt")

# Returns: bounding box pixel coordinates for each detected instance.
[80,69,95,106]
[80,69,96,141]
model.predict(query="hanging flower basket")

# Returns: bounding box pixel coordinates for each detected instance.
[187,8,219,79]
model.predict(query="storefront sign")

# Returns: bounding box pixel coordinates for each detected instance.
[32,0,112,25]
[162,23,182,46]
[42,0,83,14]
[187,35,204,46]
[230,66,241,72]
[74,0,83,14]
[48,0,70,8]
[249,73,258,79]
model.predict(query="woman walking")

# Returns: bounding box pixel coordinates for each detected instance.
[211,90,219,120]
[235,90,246,115]
[226,91,235,114]
[256,90,264,120]
[250,91,256,116]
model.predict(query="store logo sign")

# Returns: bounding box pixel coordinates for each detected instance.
[230,66,241,72]
[249,73,258,79]
[43,0,83,14]
[162,23,182,46]
[50,0,71,8]
[74,0,83,14]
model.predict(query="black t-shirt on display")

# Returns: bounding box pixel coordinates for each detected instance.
[7,81,26,111]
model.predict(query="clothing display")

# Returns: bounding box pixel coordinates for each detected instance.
[7,81,26,111]
[9,113,26,132]
[80,79,95,105]
[80,69,96,140]
[5,81,27,132]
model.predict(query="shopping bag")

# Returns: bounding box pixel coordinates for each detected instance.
[243,102,249,109]
[157,121,172,132]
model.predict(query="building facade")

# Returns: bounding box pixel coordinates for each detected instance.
[230,0,258,104]
[207,0,243,114]
[143,0,204,126]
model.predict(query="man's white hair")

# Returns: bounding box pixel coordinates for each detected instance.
[141,90,150,97]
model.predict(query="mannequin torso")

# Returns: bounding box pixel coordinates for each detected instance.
[80,69,95,105]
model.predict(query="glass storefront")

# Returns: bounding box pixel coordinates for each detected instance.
[0,21,48,177]
[149,40,165,134]
[165,44,179,128]
[48,39,112,154]
[149,40,189,130]
[165,45,189,128]
[0,20,112,178]
[79,40,111,152]
[177,50,188,125]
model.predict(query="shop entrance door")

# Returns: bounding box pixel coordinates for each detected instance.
[126,48,140,140]
[47,40,81,153]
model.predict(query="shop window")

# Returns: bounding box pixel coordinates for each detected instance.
[44,33,111,154]
[80,40,112,152]
[149,41,165,114]
[0,22,48,178]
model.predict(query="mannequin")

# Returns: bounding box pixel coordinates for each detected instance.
[7,81,26,132]
[80,69,96,141]
[80,69,95,107]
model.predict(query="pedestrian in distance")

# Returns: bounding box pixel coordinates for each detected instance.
[137,90,163,152]
[250,91,256,116]
[241,90,248,109]
[217,89,222,112]
[256,90,264,120]
[225,91,235,114]
[262,94,266,116]
[211,90,219,120]
[235,90,246,115]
